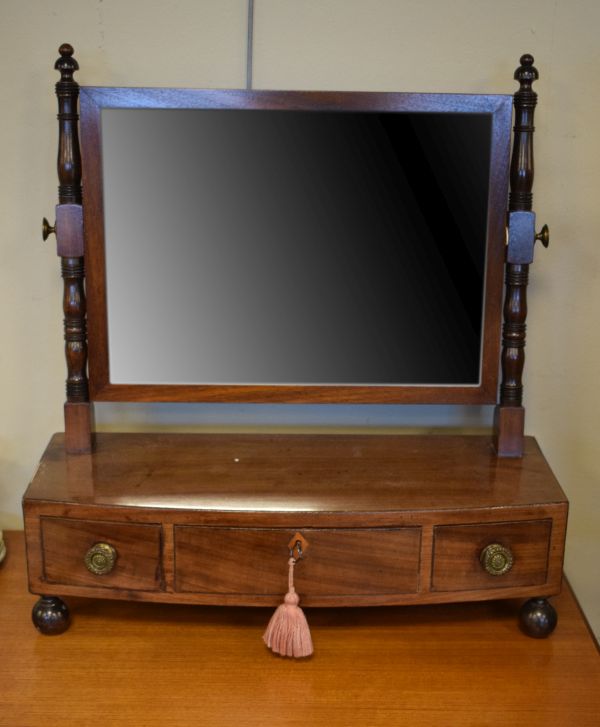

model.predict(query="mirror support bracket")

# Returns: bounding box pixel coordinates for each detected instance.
[53,44,92,454]
[494,54,540,458]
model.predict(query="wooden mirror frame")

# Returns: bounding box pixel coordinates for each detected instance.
[81,87,510,406]
[49,46,541,458]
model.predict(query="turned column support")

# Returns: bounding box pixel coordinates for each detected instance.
[494,54,548,457]
[50,44,92,453]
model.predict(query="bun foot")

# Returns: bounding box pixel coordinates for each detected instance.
[519,597,557,638]
[32,596,70,635]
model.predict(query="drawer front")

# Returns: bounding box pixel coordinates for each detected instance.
[41,517,162,591]
[432,520,551,592]
[175,527,421,596]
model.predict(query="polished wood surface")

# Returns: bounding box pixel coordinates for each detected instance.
[80,83,510,406]
[54,203,84,257]
[495,54,541,456]
[174,526,421,596]
[26,433,566,510]
[431,520,551,591]
[41,517,162,590]
[63,401,92,454]
[23,433,567,608]
[52,44,91,453]
[1,531,598,727]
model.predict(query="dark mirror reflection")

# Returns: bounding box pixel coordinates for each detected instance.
[101,108,491,385]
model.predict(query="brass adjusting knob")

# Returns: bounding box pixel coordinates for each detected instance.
[84,542,117,575]
[535,224,550,248]
[42,217,56,241]
[480,543,514,576]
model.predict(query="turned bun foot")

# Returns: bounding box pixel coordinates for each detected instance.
[519,597,557,638]
[32,596,70,635]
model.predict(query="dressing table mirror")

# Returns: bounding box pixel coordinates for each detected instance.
[24,45,567,643]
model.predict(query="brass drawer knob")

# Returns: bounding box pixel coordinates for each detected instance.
[480,543,514,576]
[84,542,117,575]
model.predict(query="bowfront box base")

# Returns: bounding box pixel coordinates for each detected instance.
[23,433,568,636]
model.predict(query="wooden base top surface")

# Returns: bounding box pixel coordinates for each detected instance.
[25,432,567,514]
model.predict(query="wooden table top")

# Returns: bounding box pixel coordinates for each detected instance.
[1,530,598,726]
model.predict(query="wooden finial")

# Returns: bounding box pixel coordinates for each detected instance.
[54,43,81,204]
[510,53,538,213]
[55,43,79,84]
[513,54,539,111]
[514,54,538,85]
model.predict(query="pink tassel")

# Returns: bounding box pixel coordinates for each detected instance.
[263,557,313,658]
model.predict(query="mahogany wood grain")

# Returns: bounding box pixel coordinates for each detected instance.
[63,402,92,454]
[495,54,540,456]
[493,404,525,457]
[432,519,552,591]
[23,433,568,608]
[40,517,162,591]
[52,44,92,452]
[54,204,84,257]
[24,433,567,512]
[61,256,87,401]
[174,526,421,597]
[55,45,81,204]
[79,86,510,406]
[1,531,598,727]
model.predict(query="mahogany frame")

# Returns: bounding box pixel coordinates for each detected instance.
[49,46,542,457]
[80,88,510,406]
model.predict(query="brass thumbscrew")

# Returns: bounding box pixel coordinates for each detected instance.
[535,224,549,248]
[42,217,56,241]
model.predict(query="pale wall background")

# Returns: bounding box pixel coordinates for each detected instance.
[1,0,599,637]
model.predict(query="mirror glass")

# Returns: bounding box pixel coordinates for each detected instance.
[101,108,492,385]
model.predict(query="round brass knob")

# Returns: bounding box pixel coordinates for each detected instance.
[480,543,514,576]
[84,542,117,575]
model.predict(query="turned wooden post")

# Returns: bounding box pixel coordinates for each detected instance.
[494,54,543,457]
[53,44,92,453]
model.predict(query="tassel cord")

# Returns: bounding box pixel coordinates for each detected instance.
[263,554,313,658]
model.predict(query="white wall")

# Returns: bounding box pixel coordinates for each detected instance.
[1,0,599,637]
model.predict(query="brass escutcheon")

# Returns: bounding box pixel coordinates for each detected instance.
[480,543,514,576]
[84,542,117,575]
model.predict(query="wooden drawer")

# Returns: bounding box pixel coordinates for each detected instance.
[175,527,421,597]
[432,520,552,592]
[40,517,162,591]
